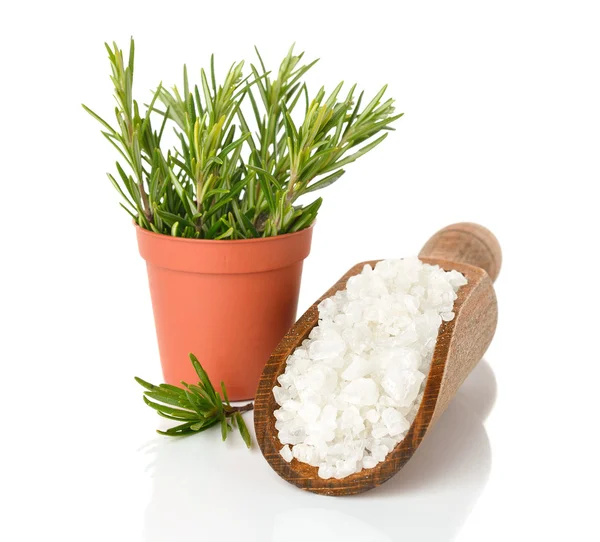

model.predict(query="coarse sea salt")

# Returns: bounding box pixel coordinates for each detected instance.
[274,257,467,479]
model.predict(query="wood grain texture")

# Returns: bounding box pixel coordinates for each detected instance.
[420,222,502,282]
[254,223,500,496]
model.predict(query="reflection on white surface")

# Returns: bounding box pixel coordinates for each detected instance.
[273,508,393,542]
[142,360,496,542]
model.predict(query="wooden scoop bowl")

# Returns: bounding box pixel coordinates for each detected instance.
[254,223,501,496]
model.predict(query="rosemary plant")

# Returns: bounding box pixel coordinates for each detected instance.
[136,354,253,446]
[84,39,402,239]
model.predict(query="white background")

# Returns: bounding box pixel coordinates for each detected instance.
[1,1,599,540]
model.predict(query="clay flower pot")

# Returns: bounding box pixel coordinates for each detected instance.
[135,224,314,400]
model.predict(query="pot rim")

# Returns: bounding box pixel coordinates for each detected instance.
[133,221,315,245]
[135,220,315,274]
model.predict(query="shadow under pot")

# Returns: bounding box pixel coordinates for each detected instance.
[136,224,314,401]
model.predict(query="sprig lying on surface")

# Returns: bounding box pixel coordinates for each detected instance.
[135,354,253,447]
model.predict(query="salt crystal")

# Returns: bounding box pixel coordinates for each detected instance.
[277,372,294,389]
[274,409,294,422]
[380,437,397,450]
[381,367,425,407]
[394,325,418,346]
[341,378,379,406]
[272,386,290,405]
[279,445,293,462]
[365,409,380,423]
[341,405,365,434]
[293,443,319,466]
[298,402,321,423]
[322,355,345,369]
[403,294,420,314]
[362,456,378,469]
[309,334,345,359]
[371,425,389,439]
[272,257,465,479]
[282,399,301,412]
[320,404,338,426]
[381,408,410,436]
[448,270,468,288]
[371,444,389,462]
[341,355,374,380]
[318,464,335,479]
[317,297,337,320]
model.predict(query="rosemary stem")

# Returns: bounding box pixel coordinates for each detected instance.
[227,402,254,415]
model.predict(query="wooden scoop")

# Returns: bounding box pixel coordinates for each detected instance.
[254,222,501,496]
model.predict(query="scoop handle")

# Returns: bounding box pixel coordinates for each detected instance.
[419,222,502,283]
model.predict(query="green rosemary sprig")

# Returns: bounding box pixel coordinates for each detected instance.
[242,45,403,236]
[83,39,169,232]
[155,59,254,239]
[135,354,253,447]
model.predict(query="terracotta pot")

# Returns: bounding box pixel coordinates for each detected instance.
[136,224,314,400]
